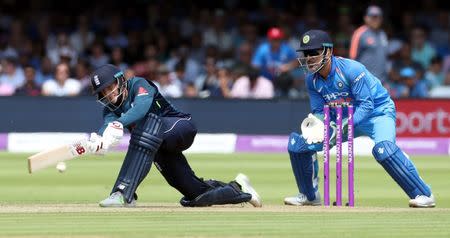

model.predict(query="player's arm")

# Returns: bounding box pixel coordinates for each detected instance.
[98,108,120,134]
[306,77,325,117]
[91,79,156,154]
[350,69,374,126]
[349,28,365,60]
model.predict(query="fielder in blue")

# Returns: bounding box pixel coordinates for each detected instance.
[285,30,435,208]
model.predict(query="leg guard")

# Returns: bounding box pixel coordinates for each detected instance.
[112,114,163,203]
[288,132,319,201]
[372,141,431,199]
[179,181,251,207]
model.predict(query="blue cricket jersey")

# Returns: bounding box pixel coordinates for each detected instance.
[306,56,394,126]
[99,77,188,134]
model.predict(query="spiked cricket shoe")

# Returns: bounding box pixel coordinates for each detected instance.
[409,194,435,208]
[99,191,136,207]
[284,190,321,206]
[235,173,262,207]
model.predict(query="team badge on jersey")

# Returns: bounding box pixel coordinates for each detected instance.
[137,87,148,96]
[337,81,344,89]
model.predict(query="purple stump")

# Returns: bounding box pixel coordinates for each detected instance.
[335,105,343,206]
[347,105,355,207]
[323,105,330,206]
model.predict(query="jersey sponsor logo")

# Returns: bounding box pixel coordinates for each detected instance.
[137,87,148,96]
[323,91,349,101]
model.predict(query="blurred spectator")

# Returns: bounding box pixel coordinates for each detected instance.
[425,56,445,89]
[349,5,388,82]
[396,67,428,98]
[230,67,274,99]
[104,15,128,49]
[233,42,254,70]
[42,63,81,96]
[110,47,128,71]
[202,9,233,57]
[0,1,447,100]
[0,56,25,91]
[333,6,355,57]
[35,56,54,86]
[155,65,182,98]
[70,15,95,54]
[195,57,221,98]
[252,27,297,96]
[15,66,41,96]
[47,32,77,67]
[389,42,425,86]
[429,74,450,98]
[216,63,234,98]
[189,31,206,64]
[88,42,109,69]
[74,59,92,95]
[429,11,449,56]
[166,45,201,83]
[184,82,198,98]
[58,47,77,68]
[410,25,436,69]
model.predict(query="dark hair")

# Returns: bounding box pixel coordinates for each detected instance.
[430,56,442,65]
[248,67,259,82]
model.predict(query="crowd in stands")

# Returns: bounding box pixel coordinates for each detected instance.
[0,0,448,99]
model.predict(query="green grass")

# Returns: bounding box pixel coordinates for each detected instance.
[1,152,450,237]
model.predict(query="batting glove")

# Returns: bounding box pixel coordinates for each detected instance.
[87,133,107,155]
[102,121,124,148]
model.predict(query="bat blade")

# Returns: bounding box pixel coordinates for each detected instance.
[28,139,89,173]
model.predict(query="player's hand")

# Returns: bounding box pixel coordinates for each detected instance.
[102,121,124,148]
[87,133,107,155]
[301,113,325,144]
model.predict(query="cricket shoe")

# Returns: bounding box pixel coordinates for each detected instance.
[235,173,262,207]
[99,191,136,207]
[284,190,321,206]
[409,194,435,208]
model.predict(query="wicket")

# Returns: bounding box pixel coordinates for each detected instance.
[323,103,354,207]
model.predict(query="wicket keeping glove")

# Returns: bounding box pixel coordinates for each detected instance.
[301,113,325,144]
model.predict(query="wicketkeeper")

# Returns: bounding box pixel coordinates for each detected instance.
[87,64,261,207]
[285,30,434,207]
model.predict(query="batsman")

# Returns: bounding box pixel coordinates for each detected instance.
[86,64,261,207]
[285,30,435,208]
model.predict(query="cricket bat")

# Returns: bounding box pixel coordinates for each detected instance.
[28,139,90,174]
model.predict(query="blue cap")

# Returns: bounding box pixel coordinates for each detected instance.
[296,29,333,52]
[400,67,416,78]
